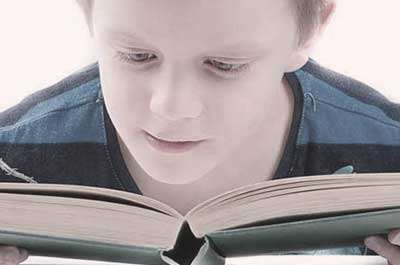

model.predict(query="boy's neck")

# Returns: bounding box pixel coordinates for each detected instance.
[117,77,294,216]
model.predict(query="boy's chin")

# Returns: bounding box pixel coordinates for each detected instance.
[145,167,205,185]
[135,148,217,185]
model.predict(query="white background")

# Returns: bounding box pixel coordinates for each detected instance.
[1,1,398,264]
[21,255,387,265]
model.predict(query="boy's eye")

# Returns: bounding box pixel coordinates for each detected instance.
[114,51,249,77]
[204,59,248,75]
[115,51,157,64]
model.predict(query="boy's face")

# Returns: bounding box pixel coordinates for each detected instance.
[91,0,305,184]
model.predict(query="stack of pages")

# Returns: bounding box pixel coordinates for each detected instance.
[0,172,399,265]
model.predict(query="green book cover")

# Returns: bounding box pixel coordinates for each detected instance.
[0,221,225,265]
[208,207,400,257]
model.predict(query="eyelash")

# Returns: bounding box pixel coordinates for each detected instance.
[113,51,250,78]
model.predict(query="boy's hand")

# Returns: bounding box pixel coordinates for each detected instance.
[0,246,29,265]
[365,229,400,265]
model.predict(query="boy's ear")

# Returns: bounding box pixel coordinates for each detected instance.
[76,0,94,37]
[284,44,312,73]
[284,1,337,73]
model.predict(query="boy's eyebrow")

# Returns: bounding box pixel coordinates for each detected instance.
[101,28,268,57]
[101,28,148,44]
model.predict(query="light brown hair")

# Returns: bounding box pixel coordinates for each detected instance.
[77,0,335,48]
[293,0,335,47]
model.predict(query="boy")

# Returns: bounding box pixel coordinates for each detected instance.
[1,0,400,264]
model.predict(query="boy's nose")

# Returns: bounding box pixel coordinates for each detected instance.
[149,69,204,121]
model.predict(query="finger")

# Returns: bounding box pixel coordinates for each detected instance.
[4,262,20,265]
[0,246,27,264]
[0,245,20,258]
[17,248,29,263]
[365,235,400,263]
[389,229,400,246]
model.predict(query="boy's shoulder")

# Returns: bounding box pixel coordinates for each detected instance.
[296,58,400,136]
[0,62,126,188]
[300,58,400,123]
[0,62,101,129]
[284,58,400,177]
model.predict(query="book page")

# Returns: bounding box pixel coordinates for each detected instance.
[185,173,400,237]
[0,182,183,219]
[187,172,400,217]
[0,192,182,251]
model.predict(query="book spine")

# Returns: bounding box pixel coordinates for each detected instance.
[190,236,225,265]
[160,221,205,265]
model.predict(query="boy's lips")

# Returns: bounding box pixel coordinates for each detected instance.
[145,131,205,154]
[143,130,205,143]
[142,130,207,154]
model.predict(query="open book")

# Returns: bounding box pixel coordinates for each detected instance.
[1,172,400,265]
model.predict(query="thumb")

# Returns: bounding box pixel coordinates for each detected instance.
[388,229,400,246]
[17,248,29,263]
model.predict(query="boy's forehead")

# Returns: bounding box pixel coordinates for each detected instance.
[93,0,296,55]
[94,0,295,33]
[94,0,293,14]
[100,27,272,57]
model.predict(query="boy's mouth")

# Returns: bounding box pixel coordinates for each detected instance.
[143,130,205,154]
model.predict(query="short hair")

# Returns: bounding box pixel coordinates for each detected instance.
[292,0,335,47]
[78,0,334,48]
